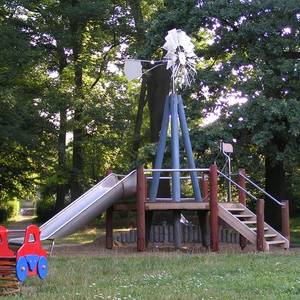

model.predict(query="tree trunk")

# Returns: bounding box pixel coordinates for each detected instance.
[264,155,285,230]
[55,106,67,212]
[147,64,171,143]
[131,78,147,162]
[128,0,147,161]
[55,46,68,212]
[147,65,171,226]
[69,1,85,201]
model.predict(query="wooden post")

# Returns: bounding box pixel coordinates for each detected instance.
[105,169,113,249]
[209,164,219,252]
[238,169,246,205]
[137,165,146,251]
[256,199,265,251]
[105,207,113,249]
[281,200,290,242]
[198,211,209,248]
[201,173,209,202]
[238,169,247,250]
[200,173,209,248]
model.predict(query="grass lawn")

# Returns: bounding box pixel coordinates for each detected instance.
[290,217,300,245]
[5,252,300,300]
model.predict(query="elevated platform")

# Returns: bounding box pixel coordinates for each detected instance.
[112,200,209,211]
[145,201,209,211]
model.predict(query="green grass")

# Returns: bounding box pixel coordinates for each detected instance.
[290,217,300,245]
[5,252,300,300]
[45,227,105,246]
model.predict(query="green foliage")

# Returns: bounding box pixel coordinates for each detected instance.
[36,196,56,222]
[1,0,299,216]
[0,200,20,222]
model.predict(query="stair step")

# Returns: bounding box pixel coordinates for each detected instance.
[228,208,245,212]
[264,234,277,238]
[267,240,286,245]
[252,227,268,231]
[235,214,253,218]
[243,221,257,224]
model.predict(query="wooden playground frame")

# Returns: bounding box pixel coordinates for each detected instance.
[105,164,290,252]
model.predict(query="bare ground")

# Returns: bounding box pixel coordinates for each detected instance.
[51,234,294,257]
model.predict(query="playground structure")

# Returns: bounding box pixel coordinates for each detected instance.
[107,29,290,252]
[104,164,290,252]
[0,225,48,295]
[6,162,289,254]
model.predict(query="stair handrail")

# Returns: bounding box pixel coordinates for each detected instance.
[217,170,257,201]
[238,172,283,206]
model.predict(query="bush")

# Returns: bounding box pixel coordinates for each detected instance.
[36,196,56,222]
[7,200,20,218]
[0,207,9,222]
[0,200,20,222]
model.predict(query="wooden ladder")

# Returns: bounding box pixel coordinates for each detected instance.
[218,202,289,251]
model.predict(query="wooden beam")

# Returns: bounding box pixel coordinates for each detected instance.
[105,206,113,249]
[198,211,209,248]
[281,199,290,243]
[238,169,247,250]
[210,164,219,252]
[144,202,209,210]
[137,165,146,251]
[105,168,113,249]
[256,199,265,251]
[113,203,136,211]
[201,173,209,202]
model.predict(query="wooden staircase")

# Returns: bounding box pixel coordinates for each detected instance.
[218,203,289,251]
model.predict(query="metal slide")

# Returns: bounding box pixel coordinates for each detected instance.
[11,171,136,243]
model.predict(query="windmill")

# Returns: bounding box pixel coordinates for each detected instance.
[125,29,202,248]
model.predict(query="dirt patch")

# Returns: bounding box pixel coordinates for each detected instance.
[50,234,292,257]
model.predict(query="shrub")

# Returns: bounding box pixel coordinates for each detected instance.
[7,200,20,218]
[0,207,9,222]
[0,200,20,222]
[36,196,56,222]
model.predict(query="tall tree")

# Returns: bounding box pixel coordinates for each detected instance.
[145,0,300,227]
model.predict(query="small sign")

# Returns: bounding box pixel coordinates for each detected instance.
[222,142,233,153]
[124,59,142,81]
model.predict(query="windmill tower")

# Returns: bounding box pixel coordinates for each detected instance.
[148,29,202,248]
[125,29,203,249]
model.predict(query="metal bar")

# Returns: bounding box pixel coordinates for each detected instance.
[239,173,283,206]
[145,168,210,172]
[49,240,55,256]
[217,170,257,201]
[222,150,232,202]
[146,176,204,180]
[170,94,180,201]
[146,197,197,201]
[148,96,170,201]
[178,95,201,201]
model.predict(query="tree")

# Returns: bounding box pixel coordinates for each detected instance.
[143,0,300,227]
[1,0,138,212]
[0,2,56,204]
